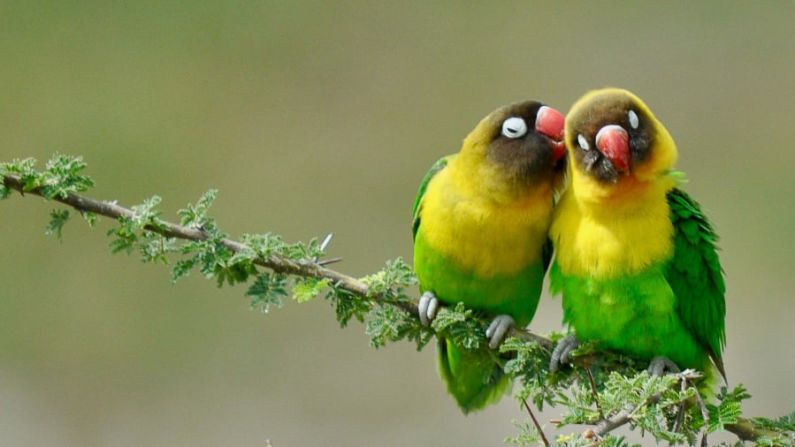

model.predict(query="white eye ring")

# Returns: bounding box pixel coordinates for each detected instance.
[501,117,527,139]
[628,110,639,129]
[577,134,590,151]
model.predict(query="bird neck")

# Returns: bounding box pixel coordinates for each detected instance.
[450,146,552,206]
[551,169,678,278]
[568,166,676,217]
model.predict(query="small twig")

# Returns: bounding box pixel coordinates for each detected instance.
[671,374,688,435]
[594,408,631,438]
[594,371,700,437]
[2,173,553,349]
[585,367,604,420]
[693,385,710,446]
[1,172,787,445]
[316,256,342,266]
[522,397,550,447]
[725,417,783,442]
[693,384,710,426]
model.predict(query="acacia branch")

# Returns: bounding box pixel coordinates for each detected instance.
[726,418,785,443]
[593,371,698,438]
[2,172,788,445]
[4,173,550,346]
[594,411,780,444]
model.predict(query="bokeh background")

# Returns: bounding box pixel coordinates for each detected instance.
[1,2,793,445]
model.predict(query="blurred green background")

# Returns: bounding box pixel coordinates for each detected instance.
[1,2,793,445]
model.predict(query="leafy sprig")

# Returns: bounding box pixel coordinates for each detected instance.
[2,154,792,446]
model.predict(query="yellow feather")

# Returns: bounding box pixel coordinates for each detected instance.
[550,171,676,278]
[420,154,553,278]
[552,88,681,279]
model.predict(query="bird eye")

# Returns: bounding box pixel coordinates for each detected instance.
[501,117,527,139]
[577,134,590,151]
[628,110,639,129]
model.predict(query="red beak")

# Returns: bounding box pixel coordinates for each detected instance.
[595,125,630,172]
[535,106,566,161]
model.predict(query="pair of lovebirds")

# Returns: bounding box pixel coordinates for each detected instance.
[411,88,726,413]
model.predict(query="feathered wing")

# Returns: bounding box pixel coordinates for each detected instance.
[412,156,451,241]
[665,188,727,380]
[412,154,512,412]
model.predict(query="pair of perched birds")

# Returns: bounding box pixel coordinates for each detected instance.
[411,88,726,413]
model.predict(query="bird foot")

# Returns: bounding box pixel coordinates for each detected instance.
[418,291,439,326]
[647,356,681,376]
[550,334,580,372]
[485,314,515,349]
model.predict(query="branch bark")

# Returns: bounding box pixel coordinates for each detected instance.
[593,371,697,438]
[5,174,551,346]
[726,418,783,443]
[2,173,783,445]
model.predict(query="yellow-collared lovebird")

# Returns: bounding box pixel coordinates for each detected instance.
[412,101,566,413]
[548,88,726,385]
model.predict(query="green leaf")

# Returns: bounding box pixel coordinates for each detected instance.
[365,304,432,350]
[326,286,369,328]
[178,189,219,232]
[139,232,176,264]
[107,216,138,254]
[240,232,324,262]
[45,209,70,239]
[430,302,483,350]
[81,211,98,227]
[699,384,753,433]
[707,400,742,432]
[292,278,330,303]
[130,195,163,227]
[504,419,542,446]
[40,154,94,199]
[365,306,407,348]
[360,258,416,300]
[171,258,197,283]
[246,273,288,313]
[753,411,795,433]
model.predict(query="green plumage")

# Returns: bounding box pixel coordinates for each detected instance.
[436,334,511,412]
[551,188,726,382]
[412,157,548,412]
[666,188,726,378]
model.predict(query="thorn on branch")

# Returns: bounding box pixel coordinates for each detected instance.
[3,157,790,446]
[317,257,342,266]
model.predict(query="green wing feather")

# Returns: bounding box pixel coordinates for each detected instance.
[665,188,727,379]
[437,338,512,413]
[412,156,451,241]
[412,154,518,412]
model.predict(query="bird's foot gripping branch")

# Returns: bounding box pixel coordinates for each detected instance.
[2,155,793,447]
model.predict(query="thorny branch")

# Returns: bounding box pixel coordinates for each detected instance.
[2,171,790,445]
[3,173,550,348]
[593,371,699,438]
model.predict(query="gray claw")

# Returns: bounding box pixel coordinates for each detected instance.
[647,356,681,376]
[486,314,515,349]
[418,291,439,326]
[550,334,580,372]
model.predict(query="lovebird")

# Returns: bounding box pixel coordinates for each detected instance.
[548,88,726,385]
[412,100,566,412]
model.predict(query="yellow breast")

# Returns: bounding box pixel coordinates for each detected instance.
[419,167,552,278]
[550,171,675,279]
